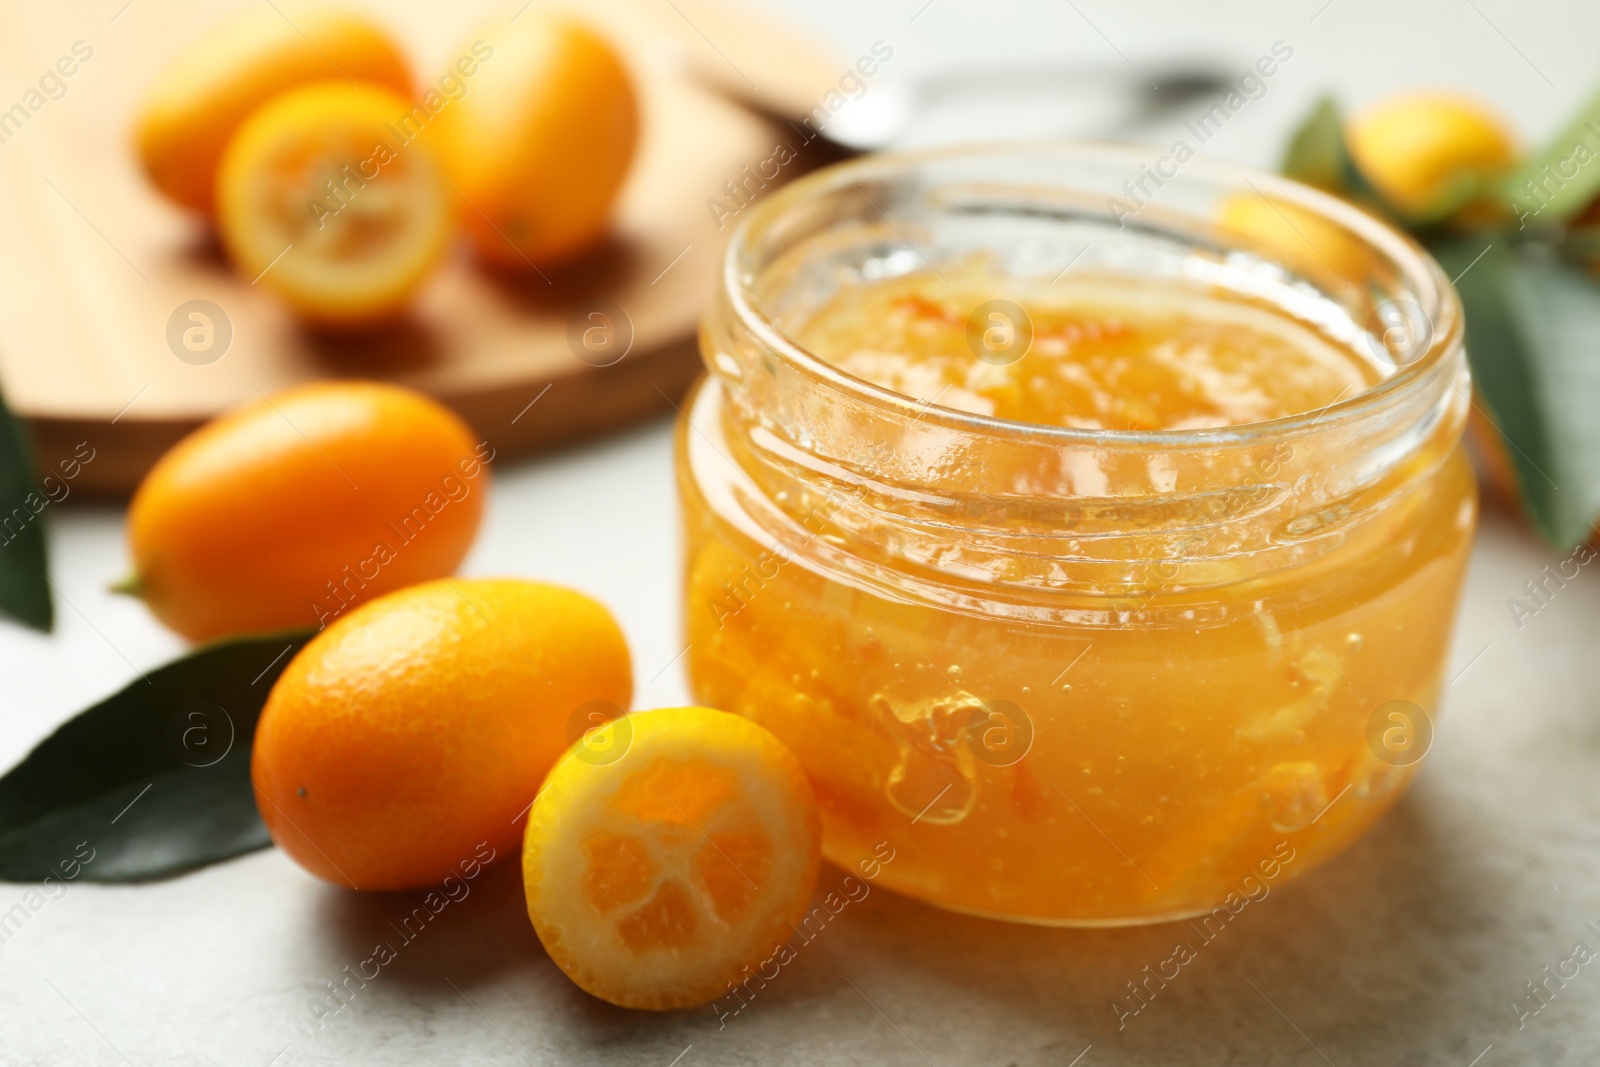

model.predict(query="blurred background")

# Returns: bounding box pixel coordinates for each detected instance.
[769,0,1583,154]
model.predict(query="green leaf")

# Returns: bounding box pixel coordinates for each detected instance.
[1499,85,1600,228]
[0,630,313,882]
[1281,95,1387,209]
[1282,96,1357,194]
[1432,238,1600,548]
[0,385,51,631]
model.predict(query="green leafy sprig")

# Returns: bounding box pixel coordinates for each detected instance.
[1283,93,1600,549]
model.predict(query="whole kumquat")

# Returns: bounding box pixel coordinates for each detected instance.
[125,381,487,641]
[1347,90,1516,220]
[253,578,633,891]
[430,12,638,268]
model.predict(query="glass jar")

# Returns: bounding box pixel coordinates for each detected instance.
[677,144,1474,926]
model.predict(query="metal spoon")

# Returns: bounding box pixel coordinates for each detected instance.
[804,61,1239,153]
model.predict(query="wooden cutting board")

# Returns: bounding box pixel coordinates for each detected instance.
[0,0,844,494]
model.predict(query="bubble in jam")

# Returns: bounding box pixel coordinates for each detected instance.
[873,691,992,825]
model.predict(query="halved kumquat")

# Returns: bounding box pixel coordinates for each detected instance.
[217,82,450,326]
[523,706,820,1010]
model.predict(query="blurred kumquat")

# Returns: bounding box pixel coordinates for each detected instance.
[431,11,638,268]
[217,83,452,325]
[134,4,412,215]
[1347,90,1516,221]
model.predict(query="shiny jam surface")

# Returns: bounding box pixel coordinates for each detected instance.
[680,268,1475,925]
[794,268,1380,431]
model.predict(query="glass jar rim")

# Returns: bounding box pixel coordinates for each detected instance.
[722,140,1464,450]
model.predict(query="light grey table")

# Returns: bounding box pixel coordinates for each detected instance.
[3,1,1597,1064]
